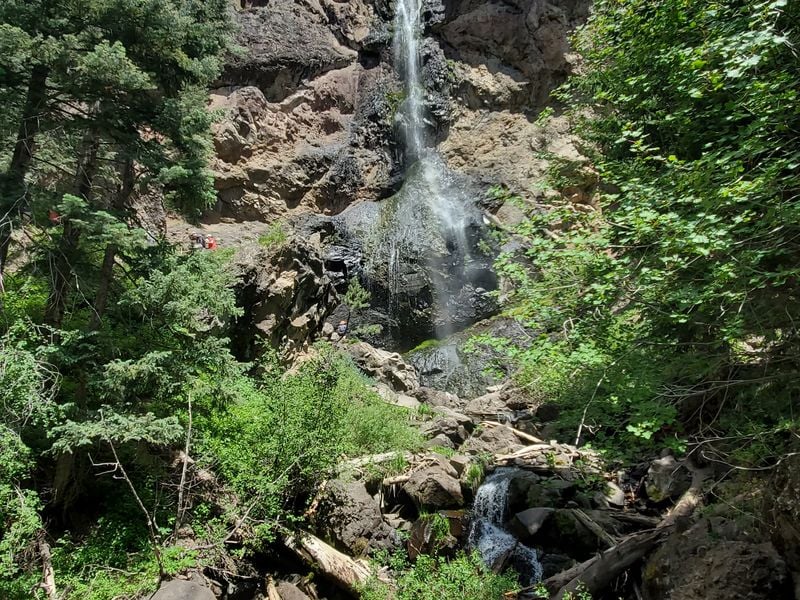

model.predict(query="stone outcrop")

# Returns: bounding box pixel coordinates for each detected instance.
[316,480,400,556]
[231,238,337,359]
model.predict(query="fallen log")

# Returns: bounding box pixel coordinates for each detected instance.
[339,451,412,471]
[282,530,377,593]
[545,467,710,599]
[481,421,546,444]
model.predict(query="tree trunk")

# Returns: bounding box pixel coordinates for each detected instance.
[45,130,100,327]
[0,64,50,280]
[87,159,134,331]
[283,531,377,592]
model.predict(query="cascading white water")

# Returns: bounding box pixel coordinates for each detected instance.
[392,0,474,337]
[468,468,544,585]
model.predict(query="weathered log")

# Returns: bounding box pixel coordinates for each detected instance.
[339,451,412,470]
[266,577,282,600]
[282,530,375,592]
[38,534,57,600]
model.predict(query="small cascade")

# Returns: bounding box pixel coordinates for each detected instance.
[468,468,544,585]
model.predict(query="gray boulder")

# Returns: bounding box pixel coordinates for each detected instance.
[403,459,464,510]
[347,341,420,392]
[316,480,400,556]
[150,580,216,600]
[645,455,691,503]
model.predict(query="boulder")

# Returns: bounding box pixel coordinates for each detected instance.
[460,424,523,456]
[643,517,791,600]
[403,459,464,510]
[421,409,474,446]
[150,580,216,600]
[510,507,554,539]
[347,341,420,392]
[414,386,463,409]
[316,480,400,556]
[645,455,691,503]
[276,581,311,600]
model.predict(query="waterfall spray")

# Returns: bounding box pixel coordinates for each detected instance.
[392,0,474,337]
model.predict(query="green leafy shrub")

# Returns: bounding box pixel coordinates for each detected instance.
[197,347,421,542]
[361,551,518,600]
[258,221,288,250]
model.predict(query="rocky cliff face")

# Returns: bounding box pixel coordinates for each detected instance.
[210,0,591,220]
[206,0,592,350]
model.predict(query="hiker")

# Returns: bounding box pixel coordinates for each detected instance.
[48,209,61,225]
[336,320,348,336]
[189,232,205,250]
[205,235,217,250]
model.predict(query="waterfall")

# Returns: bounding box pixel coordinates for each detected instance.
[391,0,475,338]
[468,468,544,585]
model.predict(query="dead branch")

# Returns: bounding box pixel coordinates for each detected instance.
[546,466,711,599]
[174,395,193,535]
[37,532,57,600]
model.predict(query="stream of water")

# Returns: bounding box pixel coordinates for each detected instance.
[468,468,544,585]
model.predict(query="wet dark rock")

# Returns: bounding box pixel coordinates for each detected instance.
[407,317,531,399]
[510,507,554,539]
[540,553,576,579]
[316,480,401,556]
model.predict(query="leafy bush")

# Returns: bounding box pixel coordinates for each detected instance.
[361,551,518,600]
[258,222,288,250]
[487,0,800,462]
[197,347,421,542]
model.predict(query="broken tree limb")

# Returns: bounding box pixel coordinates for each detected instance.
[573,509,617,547]
[546,467,710,599]
[282,530,379,593]
[495,444,553,462]
[266,577,282,600]
[38,533,57,600]
[481,421,546,444]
